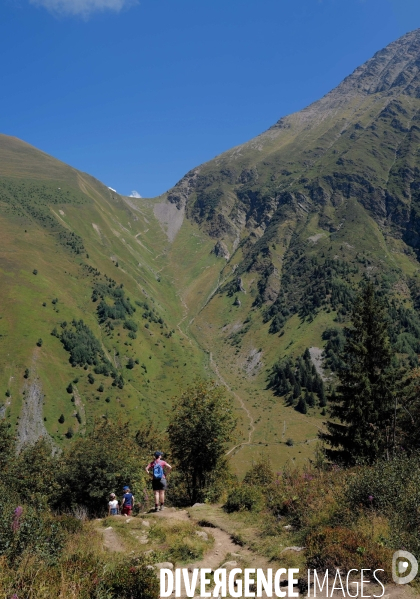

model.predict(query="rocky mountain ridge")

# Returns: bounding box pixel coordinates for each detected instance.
[167,28,420,254]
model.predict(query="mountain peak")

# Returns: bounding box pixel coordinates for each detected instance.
[268,28,420,133]
[332,27,420,97]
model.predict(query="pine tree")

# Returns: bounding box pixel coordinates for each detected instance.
[322,283,397,465]
[296,396,307,414]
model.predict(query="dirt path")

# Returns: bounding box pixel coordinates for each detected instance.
[176,293,193,346]
[153,508,263,571]
[208,352,255,454]
[95,507,415,598]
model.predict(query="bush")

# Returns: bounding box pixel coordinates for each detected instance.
[65,427,74,439]
[168,538,205,562]
[344,453,420,554]
[124,319,138,332]
[243,460,274,487]
[224,485,264,513]
[103,560,158,599]
[306,526,392,581]
[56,420,147,516]
[11,438,60,508]
[0,501,66,565]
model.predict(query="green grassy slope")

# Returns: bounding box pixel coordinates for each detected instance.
[0,135,209,448]
[4,30,420,475]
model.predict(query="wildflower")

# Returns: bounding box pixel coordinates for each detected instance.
[11,507,23,533]
[368,495,374,502]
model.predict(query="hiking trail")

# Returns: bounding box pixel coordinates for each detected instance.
[95,506,412,599]
[209,352,255,455]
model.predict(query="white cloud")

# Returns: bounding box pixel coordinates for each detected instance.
[129,190,142,198]
[30,0,137,17]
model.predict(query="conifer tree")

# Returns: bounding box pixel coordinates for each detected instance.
[296,396,307,414]
[322,283,397,465]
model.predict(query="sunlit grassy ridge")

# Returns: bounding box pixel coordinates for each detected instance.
[0,135,210,450]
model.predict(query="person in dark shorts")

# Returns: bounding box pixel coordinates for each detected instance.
[146,451,172,512]
[121,486,135,516]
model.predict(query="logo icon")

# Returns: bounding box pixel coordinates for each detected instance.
[392,550,418,585]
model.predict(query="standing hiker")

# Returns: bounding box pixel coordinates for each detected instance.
[146,451,172,512]
[121,486,135,516]
[108,492,119,516]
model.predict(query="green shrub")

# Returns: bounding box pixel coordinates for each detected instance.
[0,502,66,565]
[124,319,138,332]
[224,485,264,513]
[306,526,392,581]
[243,460,274,487]
[56,420,146,516]
[168,538,204,562]
[344,453,420,553]
[103,560,158,599]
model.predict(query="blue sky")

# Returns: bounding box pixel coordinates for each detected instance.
[1,0,420,197]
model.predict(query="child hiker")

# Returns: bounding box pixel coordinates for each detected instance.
[146,451,172,512]
[108,492,119,516]
[121,486,135,516]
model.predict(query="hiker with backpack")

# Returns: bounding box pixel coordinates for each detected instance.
[146,451,172,512]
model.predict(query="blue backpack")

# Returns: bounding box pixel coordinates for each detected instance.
[153,460,164,480]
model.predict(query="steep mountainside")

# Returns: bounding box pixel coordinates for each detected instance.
[169,28,420,247]
[0,135,212,450]
[159,28,420,471]
[4,30,420,475]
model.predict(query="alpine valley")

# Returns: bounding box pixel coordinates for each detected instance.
[3,29,420,475]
